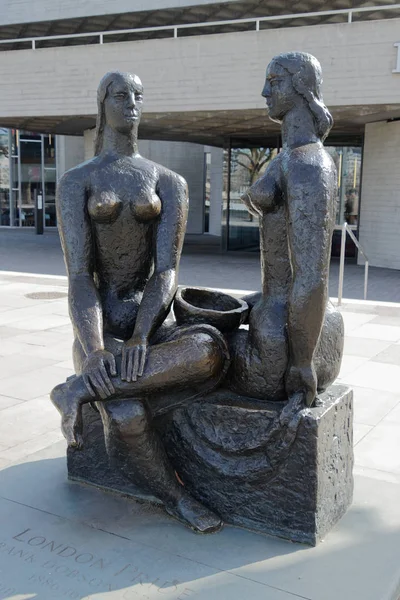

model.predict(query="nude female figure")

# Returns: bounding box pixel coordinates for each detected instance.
[51,71,227,533]
[227,52,344,410]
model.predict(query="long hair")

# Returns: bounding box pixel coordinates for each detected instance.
[94,71,142,156]
[273,52,333,141]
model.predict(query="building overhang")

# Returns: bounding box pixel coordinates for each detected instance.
[1,105,400,147]
[0,0,399,50]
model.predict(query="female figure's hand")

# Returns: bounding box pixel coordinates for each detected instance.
[121,334,148,382]
[82,349,117,399]
[285,363,317,408]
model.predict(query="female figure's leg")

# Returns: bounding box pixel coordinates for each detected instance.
[51,325,228,531]
[314,301,344,392]
[227,297,344,402]
[53,325,228,434]
[98,397,222,532]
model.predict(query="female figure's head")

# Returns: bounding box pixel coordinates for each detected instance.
[262,52,333,141]
[94,71,144,155]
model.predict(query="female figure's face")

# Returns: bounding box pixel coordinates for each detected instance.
[104,74,144,134]
[261,61,298,122]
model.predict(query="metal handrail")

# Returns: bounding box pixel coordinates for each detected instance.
[0,4,400,49]
[337,222,369,306]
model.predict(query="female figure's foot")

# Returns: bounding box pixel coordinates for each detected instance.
[165,492,223,534]
[50,381,84,449]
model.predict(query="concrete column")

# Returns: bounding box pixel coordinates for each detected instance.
[139,140,205,235]
[359,121,400,269]
[56,134,85,180]
[84,129,96,160]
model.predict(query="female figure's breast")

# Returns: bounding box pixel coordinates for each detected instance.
[88,190,123,224]
[88,160,162,226]
[132,189,161,223]
[88,187,162,225]
[246,155,283,214]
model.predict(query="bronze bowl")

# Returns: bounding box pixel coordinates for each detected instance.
[173,287,249,333]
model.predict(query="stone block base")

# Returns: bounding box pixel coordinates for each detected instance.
[67,384,353,545]
[67,403,161,504]
[162,384,354,545]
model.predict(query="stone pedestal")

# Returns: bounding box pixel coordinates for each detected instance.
[67,403,161,504]
[67,384,353,545]
[162,384,354,545]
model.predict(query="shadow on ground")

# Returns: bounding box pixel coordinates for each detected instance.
[0,454,399,600]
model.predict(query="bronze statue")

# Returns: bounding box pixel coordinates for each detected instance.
[155,52,349,544]
[53,56,350,544]
[227,51,344,411]
[51,71,228,533]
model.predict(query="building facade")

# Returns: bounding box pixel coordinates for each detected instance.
[0,0,399,267]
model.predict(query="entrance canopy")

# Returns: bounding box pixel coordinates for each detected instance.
[1,104,400,147]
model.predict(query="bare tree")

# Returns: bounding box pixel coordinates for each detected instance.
[234,147,276,185]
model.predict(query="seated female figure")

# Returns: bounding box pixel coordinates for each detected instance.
[51,71,227,533]
[227,52,344,409]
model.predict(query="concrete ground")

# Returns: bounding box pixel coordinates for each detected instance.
[0,231,399,599]
[0,228,400,302]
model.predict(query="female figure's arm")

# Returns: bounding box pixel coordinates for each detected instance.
[121,170,188,382]
[241,190,262,218]
[285,160,334,407]
[57,170,116,398]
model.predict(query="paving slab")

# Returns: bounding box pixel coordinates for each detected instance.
[10,329,73,347]
[0,326,32,340]
[0,353,59,380]
[0,394,23,411]
[337,355,369,379]
[0,442,399,600]
[339,311,376,332]
[352,422,373,445]
[0,365,74,401]
[370,315,400,327]
[355,421,400,475]
[0,396,59,448]
[342,336,391,359]
[344,361,400,395]
[374,344,400,366]
[348,323,400,343]
[0,497,302,600]
[351,385,400,427]
[0,429,63,464]
[382,403,400,425]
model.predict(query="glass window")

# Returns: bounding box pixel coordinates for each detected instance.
[227,147,277,250]
[44,167,57,227]
[203,152,211,233]
[19,131,41,142]
[44,134,56,166]
[19,139,42,227]
[326,146,362,229]
[0,129,10,226]
[0,130,59,228]
[326,145,362,259]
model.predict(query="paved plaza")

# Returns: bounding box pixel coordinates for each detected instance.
[1,229,400,302]
[0,232,399,599]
